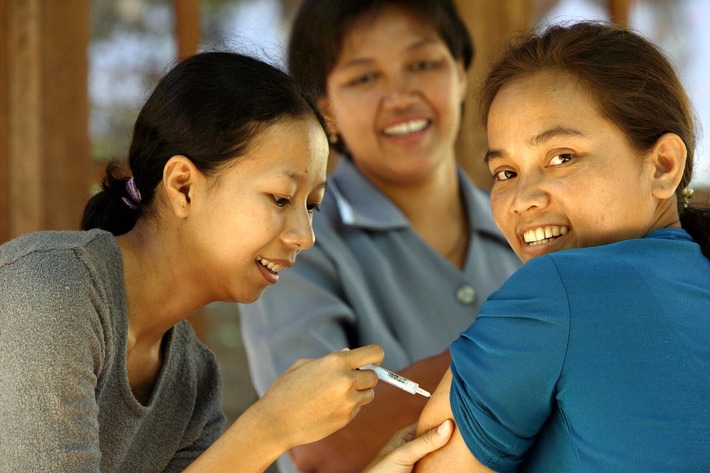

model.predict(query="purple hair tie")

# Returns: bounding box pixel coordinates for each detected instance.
[121,177,142,210]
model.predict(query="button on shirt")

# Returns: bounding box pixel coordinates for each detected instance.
[457,285,477,305]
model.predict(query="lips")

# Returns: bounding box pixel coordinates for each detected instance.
[523,225,569,246]
[256,256,284,274]
[382,118,430,137]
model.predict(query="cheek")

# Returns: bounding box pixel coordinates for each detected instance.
[426,75,463,115]
[490,191,511,230]
[333,99,373,137]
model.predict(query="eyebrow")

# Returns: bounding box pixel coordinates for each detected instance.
[284,171,327,192]
[484,126,585,164]
[339,38,439,70]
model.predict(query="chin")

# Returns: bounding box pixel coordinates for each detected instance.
[240,289,267,304]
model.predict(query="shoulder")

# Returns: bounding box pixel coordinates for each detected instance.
[541,236,670,281]
[1,230,121,335]
[2,229,114,285]
[1,229,115,271]
[0,232,115,375]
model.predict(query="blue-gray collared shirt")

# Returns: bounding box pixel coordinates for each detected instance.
[240,159,521,391]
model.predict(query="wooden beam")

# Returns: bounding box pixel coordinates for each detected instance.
[608,0,630,26]
[0,0,10,243]
[173,0,207,340]
[7,0,43,238]
[174,0,201,60]
[454,0,532,190]
[2,0,89,243]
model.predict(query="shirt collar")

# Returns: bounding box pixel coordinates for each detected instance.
[327,159,506,243]
[327,159,408,230]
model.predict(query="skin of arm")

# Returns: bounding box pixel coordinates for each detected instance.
[288,349,452,473]
[184,345,383,473]
[413,368,495,473]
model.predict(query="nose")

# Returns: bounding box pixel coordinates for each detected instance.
[510,172,549,214]
[281,208,316,250]
[382,74,417,109]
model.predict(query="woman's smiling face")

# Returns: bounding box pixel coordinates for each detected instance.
[324,4,467,186]
[486,70,668,263]
[185,116,328,303]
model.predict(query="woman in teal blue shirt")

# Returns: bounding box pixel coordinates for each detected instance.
[417,21,710,472]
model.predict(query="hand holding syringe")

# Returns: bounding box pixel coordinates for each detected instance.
[358,364,431,397]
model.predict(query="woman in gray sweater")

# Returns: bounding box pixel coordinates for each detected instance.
[0,51,451,473]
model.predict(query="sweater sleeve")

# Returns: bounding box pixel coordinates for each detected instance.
[0,249,106,472]
[162,322,226,472]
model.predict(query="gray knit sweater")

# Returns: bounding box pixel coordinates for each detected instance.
[0,229,225,472]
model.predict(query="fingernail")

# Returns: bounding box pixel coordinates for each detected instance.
[437,419,452,434]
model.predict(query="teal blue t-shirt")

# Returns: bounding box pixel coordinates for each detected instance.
[450,228,710,472]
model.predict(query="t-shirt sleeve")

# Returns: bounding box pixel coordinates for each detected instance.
[0,250,106,471]
[449,256,570,473]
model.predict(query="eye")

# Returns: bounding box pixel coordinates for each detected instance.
[410,60,437,71]
[272,195,290,207]
[307,203,321,214]
[348,72,378,87]
[493,169,517,181]
[549,153,574,166]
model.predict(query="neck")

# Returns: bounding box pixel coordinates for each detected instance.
[365,160,469,267]
[116,222,205,345]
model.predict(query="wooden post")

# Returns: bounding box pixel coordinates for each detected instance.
[174,0,201,60]
[173,0,208,339]
[0,0,10,243]
[608,0,630,26]
[454,0,532,190]
[1,0,90,244]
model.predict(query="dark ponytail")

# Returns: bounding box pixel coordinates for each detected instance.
[81,163,141,235]
[681,205,710,259]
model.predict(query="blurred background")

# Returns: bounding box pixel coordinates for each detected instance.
[1,2,708,470]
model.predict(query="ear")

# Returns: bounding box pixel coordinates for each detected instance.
[317,96,340,141]
[648,132,686,200]
[455,59,469,105]
[162,155,199,218]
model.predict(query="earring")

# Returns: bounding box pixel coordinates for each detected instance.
[328,133,339,146]
[682,187,694,208]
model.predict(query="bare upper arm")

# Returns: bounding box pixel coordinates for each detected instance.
[414,368,495,473]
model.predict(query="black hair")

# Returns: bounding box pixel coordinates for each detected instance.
[81,51,326,235]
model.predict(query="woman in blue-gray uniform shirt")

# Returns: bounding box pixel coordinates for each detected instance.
[238,2,521,471]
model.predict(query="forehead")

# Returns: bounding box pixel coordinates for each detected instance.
[224,117,328,182]
[338,5,441,60]
[488,70,603,134]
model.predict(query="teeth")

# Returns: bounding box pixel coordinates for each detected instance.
[523,226,569,246]
[383,119,428,136]
[256,256,282,273]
